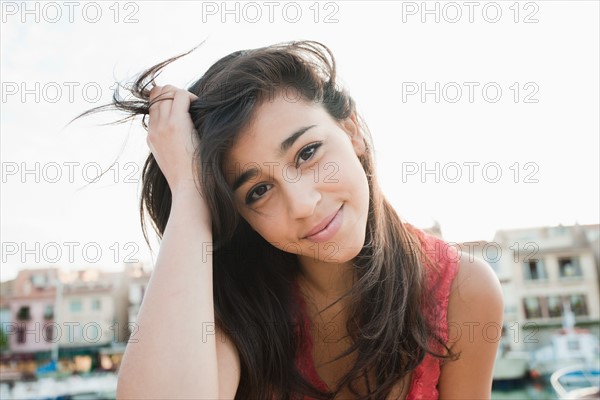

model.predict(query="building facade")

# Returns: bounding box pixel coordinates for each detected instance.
[493,224,600,350]
[2,265,131,361]
[6,268,59,354]
[57,268,128,350]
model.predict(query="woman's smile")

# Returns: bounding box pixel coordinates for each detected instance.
[302,203,344,243]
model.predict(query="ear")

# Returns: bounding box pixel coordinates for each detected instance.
[340,112,366,157]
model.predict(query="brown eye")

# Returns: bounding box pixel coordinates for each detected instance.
[296,142,322,165]
[246,184,272,204]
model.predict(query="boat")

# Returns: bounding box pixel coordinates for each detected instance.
[551,364,600,399]
[492,341,530,389]
[530,303,600,377]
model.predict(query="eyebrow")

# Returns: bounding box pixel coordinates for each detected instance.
[279,125,317,156]
[231,125,317,192]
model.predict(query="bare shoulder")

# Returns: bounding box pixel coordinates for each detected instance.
[450,252,504,309]
[437,253,504,399]
[216,327,241,399]
[447,253,504,338]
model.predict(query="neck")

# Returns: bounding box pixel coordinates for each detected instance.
[296,255,356,301]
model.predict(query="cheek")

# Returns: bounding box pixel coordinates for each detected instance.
[256,227,295,251]
[326,153,366,189]
[244,217,278,242]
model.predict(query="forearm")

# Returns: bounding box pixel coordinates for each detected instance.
[117,187,218,399]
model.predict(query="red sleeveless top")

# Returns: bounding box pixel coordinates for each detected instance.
[291,228,459,399]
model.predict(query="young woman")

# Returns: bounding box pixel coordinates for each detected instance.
[81,40,503,399]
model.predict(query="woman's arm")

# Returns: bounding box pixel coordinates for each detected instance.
[116,86,240,399]
[437,253,504,399]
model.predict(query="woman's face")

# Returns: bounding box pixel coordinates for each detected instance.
[224,92,370,265]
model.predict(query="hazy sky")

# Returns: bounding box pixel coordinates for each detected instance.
[1,1,599,281]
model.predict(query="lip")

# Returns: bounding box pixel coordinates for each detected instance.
[303,205,344,243]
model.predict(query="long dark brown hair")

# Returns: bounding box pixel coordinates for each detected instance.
[75,40,458,399]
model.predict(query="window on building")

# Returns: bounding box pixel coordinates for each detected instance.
[16,326,26,344]
[547,296,563,318]
[16,306,31,321]
[30,273,47,288]
[43,305,54,320]
[569,294,588,316]
[523,297,543,319]
[30,273,48,289]
[69,300,82,313]
[91,298,101,311]
[559,257,583,278]
[523,259,547,281]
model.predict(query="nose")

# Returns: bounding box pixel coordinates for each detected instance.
[282,175,321,220]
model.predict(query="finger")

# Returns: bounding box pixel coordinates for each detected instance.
[148,85,163,128]
[149,84,162,101]
[157,85,176,123]
[171,88,194,125]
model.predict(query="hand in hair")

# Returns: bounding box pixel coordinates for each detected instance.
[147,85,200,194]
